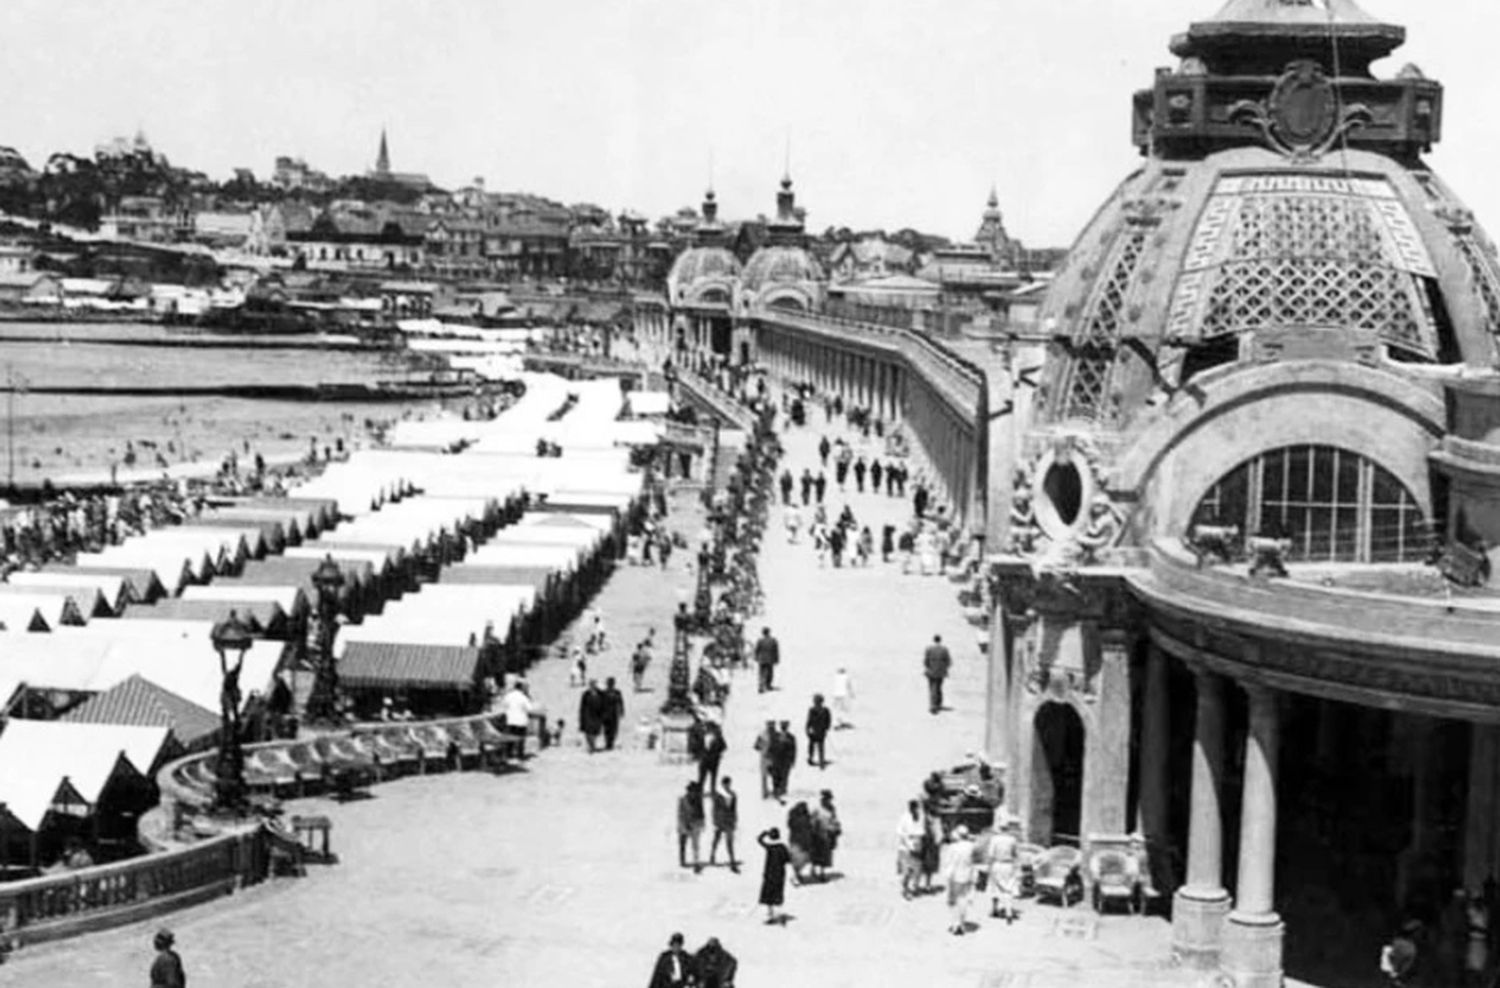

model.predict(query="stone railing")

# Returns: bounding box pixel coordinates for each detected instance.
[0,710,540,954]
[0,823,268,950]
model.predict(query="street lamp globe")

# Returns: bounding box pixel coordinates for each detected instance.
[312,554,345,598]
[209,609,254,814]
[210,609,254,667]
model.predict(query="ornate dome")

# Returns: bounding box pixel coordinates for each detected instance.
[666,246,742,307]
[1003,0,1500,559]
[739,245,825,313]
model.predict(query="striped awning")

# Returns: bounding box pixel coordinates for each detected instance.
[339,642,483,692]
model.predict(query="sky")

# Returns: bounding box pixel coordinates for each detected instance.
[2,0,1497,247]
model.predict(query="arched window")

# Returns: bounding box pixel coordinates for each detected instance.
[1190,445,1430,563]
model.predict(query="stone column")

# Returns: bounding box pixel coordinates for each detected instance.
[1082,629,1132,836]
[1137,644,1173,890]
[986,599,1015,765]
[1222,684,1284,988]
[1465,723,1500,888]
[1172,668,1231,968]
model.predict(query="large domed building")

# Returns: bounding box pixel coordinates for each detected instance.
[737,175,825,316]
[665,190,741,309]
[987,2,1500,985]
[663,189,742,367]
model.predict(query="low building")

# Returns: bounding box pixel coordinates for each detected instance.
[0,271,63,307]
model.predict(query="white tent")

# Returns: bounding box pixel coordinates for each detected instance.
[0,721,170,832]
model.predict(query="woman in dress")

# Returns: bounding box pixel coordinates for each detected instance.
[786,801,814,885]
[757,828,791,925]
[810,790,842,882]
[944,825,978,935]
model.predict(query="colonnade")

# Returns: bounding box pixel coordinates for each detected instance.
[1168,665,1283,988]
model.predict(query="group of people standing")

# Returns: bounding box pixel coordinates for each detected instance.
[576,678,626,753]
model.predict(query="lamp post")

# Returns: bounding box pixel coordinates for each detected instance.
[661,601,695,717]
[210,610,254,815]
[305,554,346,724]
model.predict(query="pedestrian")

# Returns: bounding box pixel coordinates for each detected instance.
[1381,920,1421,987]
[602,677,625,750]
[787,801,814,885]
[920,806,943,893]
[678,781,705,873]
[1466,891,1489,986]
[810,789,841,882]
[805,694,831,770]
[814,471,827,504]
[578,679,605,753]
[897,800,926,899]
[924,634,952,715]
[757,828,792,925]
[779,468,794,505]
[898,529,915,573]
[631,639,653,692]
[500,679,534,747]
[945,825,977,935]
[785,504,802,545]
[818,434,831,467]
[800,469,813,506]
[659,532,674,568]
[914,483,930,519]
[856,525,873,567]
[829,525,845,568]
[709,777,740,872]
[697,719,727,793]
[150,928,186,988]
[648,932,696,988]
[754,627,780,693]
[569,643,587,687]
[754,719,777,799]
[881,523,895,563]
[771,720,797,802]
[854,457,867,493]
[694,937,738,988]
[870,459,884,494]
[987,815,1022,923]
[832,667,854,729]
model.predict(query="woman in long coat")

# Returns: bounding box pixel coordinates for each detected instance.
[786,802,814,884]
[810,790,841,881]
[757,828,791,924]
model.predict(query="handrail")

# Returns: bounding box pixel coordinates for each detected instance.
[0,823,266,949]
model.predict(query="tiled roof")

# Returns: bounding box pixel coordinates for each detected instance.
[339,642,483,692]
[63,673,220,749]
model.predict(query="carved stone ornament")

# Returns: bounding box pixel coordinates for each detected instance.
[1230,61,1374,161]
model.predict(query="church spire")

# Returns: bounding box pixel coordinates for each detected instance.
[376,128,391,175]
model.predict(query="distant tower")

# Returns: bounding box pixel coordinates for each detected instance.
[375,129,391,175]
[975,185,1014,266]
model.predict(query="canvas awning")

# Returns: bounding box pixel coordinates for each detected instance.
[338,641,483,692]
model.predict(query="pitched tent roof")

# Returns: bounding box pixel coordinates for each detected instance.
[120,598,288,637]
[0,590,86,627]
[438,565,556,593]
[0,598,51,632]
[6,571,131,614]
[46,564,165,603]
[0,720,170,832]
[62,673,221,750]
[338,641,483,692]
[181,583,310,618]
[0,581,110,619]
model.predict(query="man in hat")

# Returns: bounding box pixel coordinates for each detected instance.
[754,719,777,799]
[754,627,780,694]
[694,936,738,988]
[578,679,605,753]
[805,694,832,770]
[770,721,797,803]
[924,634,952,715]
[150,928,186,988]
[709,776,740,873]
[648,932,697,988]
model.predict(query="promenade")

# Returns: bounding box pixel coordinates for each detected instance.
[8,413,1180,988]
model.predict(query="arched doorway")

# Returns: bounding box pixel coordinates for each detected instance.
[1031,702,1085,846]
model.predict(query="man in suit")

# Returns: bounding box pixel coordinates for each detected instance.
[771,720,797,802]
[601,677,625,751]
[709,776,740,872]
[924,634,952,715]
[648,932,697,988]
[805,694,832,770]
[753,719,777,799]
[578,680,605,753]
[677,783,705,874]
[754,627,780,694]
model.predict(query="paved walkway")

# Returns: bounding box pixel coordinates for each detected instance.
[9,416,1181,988]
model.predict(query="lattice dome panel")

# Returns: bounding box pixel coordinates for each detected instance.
[1059,227,1148,421]
[1453,236,1500,335]
[1167,175,1439,359]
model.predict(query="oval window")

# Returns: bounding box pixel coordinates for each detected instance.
[1043,461,1084,527]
